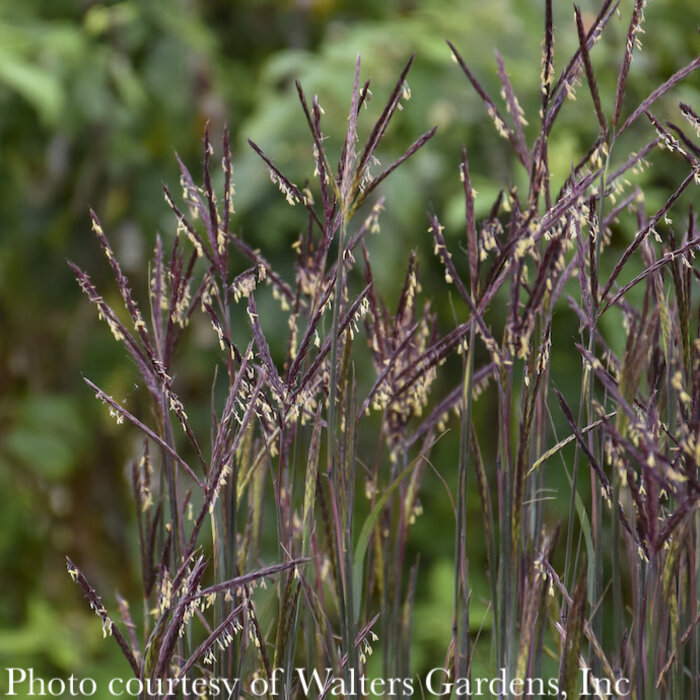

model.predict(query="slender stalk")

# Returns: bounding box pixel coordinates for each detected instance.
[454,324,475,682]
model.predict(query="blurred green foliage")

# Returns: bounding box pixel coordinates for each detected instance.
[0,0,697,678]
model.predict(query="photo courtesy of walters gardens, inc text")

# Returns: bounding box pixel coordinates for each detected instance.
[3,667,632,697]
[2,0,699,699]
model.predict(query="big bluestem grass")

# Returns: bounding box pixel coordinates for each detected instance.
[69,2,698,698]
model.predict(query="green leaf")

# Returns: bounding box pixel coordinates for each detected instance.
[3,395,87,481]
[108,54,147,110]
[352,457,416,623]
[5,429,75,481]
[0,46,64,124]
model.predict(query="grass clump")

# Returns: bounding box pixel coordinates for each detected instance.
[69,2,699,698]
